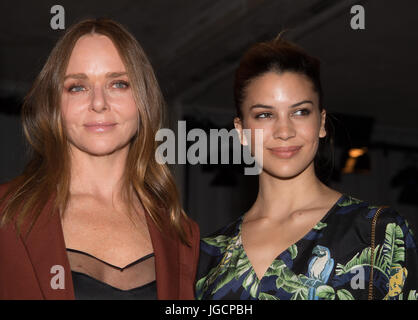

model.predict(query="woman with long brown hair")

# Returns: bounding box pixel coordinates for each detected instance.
[0,18,199,300]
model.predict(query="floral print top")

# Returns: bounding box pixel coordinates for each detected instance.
[195,194,418,300]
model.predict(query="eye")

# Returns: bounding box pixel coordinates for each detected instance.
[112,81,129,89]
[67,84,86,93]
[293,108,311,116]
[255,112,272,119]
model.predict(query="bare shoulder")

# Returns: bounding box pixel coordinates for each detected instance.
[319,187,343,210]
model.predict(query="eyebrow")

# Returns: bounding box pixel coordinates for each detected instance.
[63,72,128,80]
[249,100,314,110]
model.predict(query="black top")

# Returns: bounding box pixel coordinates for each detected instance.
[66,248,157,300]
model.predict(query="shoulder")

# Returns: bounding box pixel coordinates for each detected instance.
[0,181,13,198]
[178,214,199,245]
[332,194,401,224]
[0,179,22,200]
[177,215,200,264]
[203,215,242,240]
[199,215,242,255]
[183,215,200,237]
[177,216,200,298]
[373,206,417,250]
[356,197,414,239]
[181,215,200,258]
[0,181,26,254]
[0,180,16,218]
[337,194,417,248]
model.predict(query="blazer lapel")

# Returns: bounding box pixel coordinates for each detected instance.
[20,196,179,299]
[22,197,75,299]
[145,212,179,299]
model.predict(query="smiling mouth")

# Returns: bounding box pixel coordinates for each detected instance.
[83,122,117,133]
[268,146,302,159]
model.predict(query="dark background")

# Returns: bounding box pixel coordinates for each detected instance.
[1,0,417,236]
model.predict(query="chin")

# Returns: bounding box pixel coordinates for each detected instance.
[73,140,130,157]
[262,168,302,180]
[261,161,314,180]
[85,148,121,157]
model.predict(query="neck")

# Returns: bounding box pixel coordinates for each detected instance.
[68,145,130,202]
[250,163,332,221]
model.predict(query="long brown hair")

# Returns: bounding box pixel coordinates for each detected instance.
[0,18,190,244]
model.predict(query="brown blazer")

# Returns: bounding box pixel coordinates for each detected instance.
[0,183,200,299]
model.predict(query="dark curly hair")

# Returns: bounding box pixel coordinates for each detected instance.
[234,34,335,183]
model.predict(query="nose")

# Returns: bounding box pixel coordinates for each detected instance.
[272,117,296,141]
[89,85,108,113]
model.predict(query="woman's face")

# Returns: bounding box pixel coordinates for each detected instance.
[234,71,326,179]
[61,34,138,157]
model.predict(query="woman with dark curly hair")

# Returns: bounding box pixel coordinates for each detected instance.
[196,35,418,300]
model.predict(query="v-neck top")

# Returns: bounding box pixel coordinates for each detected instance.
[195,194,418,300]
[66,248,157,300]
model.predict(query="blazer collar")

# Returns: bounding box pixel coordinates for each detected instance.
[21,197,75,299]
[144,212,180,299]
[21,197,180,300]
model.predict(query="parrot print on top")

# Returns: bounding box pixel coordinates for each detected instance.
[195,194,418,300]
[306,245,334,300]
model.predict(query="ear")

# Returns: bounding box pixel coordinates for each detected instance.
[234,117,248,146]
[319,109,327,138]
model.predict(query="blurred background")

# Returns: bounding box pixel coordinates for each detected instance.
[1,0,417,236]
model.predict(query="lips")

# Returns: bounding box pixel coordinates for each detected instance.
[268,146,302,159]
[83,122,117,133]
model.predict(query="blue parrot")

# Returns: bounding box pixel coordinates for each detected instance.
[307,245,334,300]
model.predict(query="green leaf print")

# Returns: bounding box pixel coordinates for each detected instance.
[259,292,280,300]
[235,252,252,279]
[197,233,249,297]
[210,267,241,296]
[242,270,260,298]
[298,274,311,285]
[202,235,233,253]
[264,260,287,278]
[195,263,226,298]
[290,287,309,300]
[288,244,298,259]
[338,196,362,207]
[408,290,418,300]
[316,285,335,300]
[280,275,306,293]
[195,277,207,296]
[211,249,250,293]
[335,222,407,280]
[382,223,405,276]
[336,289,355,300]
[335,246,384,276]
[270,262,289,289]
[313,222,327,231]
[273,267,308,299]
[250,279,260,298]
[405,220,415,237]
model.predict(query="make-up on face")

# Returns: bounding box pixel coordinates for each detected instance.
[61,34,138,157]
[235,71,326,179]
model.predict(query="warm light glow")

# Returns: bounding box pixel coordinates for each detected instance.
[342,157,357,174]
[342,147,370,174]
[349,147,368,158]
